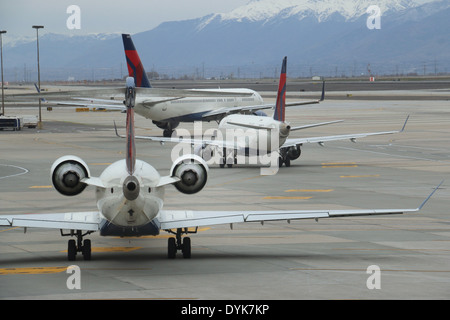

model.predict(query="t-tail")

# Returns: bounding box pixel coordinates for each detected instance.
[122,77,140,201]
[122,34,152,88]
[125,77,136,176]
[273,56,287,122]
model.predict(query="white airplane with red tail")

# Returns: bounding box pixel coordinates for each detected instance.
[0,78,442,260]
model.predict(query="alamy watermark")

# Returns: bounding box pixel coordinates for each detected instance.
[366,5,381,30]
[66,5,81,30]
[169,122,281,175]
[66,265,81,290]
[366,265,381,290]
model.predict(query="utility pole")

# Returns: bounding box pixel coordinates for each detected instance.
[32,25,44,129]
[0,30,6,116]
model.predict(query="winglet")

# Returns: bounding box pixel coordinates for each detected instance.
[320,81,325,101]
[34,83,46,102]
[273,56,287,122]
[418,180,444,210]
[400,115,410,133]
[113,121,125,138]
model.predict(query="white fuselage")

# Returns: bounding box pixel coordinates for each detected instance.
[218,114,290,152]
[134,89,263,122]
[95,159,164,227]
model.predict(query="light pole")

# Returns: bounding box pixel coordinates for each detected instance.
[0,30,6,116]
[32,25,44,128]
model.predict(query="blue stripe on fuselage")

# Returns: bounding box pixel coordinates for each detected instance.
[158,111,210,123]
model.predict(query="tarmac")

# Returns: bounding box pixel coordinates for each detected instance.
[0,84,449,300]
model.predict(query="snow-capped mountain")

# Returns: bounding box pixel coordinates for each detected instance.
[208,0,437,23]
[2,0,449,81]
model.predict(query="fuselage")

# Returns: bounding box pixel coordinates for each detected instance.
[95,159,164,230]
[135,89,263,122]
[218,114,290,152]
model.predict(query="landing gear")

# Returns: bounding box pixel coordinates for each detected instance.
[219,148,236,168]
[278,145,301,167]
[278,157,291,167]
[163,129,174,137]
[166,227,197,259]
[61,230,93,261]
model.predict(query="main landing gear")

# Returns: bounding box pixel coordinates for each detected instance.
[61,230,93,261]
[166,227,197,259]
[163,129,174,137]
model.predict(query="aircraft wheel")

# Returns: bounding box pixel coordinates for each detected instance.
[219,163,225,168]
[163,129,173,138]
[168,237,177,259]
[82,239,91,261]
[227,164,233,168]
[278,157,284,168]
[68,239,77,261]
[182,237,191,259]
[284,159,291,167]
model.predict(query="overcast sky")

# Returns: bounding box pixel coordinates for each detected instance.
[0,0,248,41]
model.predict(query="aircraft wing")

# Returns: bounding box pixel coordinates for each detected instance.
[114,122,237,149]
[201,100,321,121]
[282,116,409,148]
[158,180,442,229]
[201,81,325,120]
[0,211,101,231]
[160,208,413,229]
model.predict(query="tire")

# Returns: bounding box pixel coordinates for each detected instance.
[182,237,191,259]
[168,237,177,259]
[284,159,291,167]
[82,239,91,261]
[68,239,77,261]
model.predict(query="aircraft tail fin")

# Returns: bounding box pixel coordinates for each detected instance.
[125,77,136,175]
[273,56,287,122]
[122,34,152,88]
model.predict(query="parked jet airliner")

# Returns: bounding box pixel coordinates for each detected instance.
[1,78,440,260]
[19,34,323,137]
[123,57,408,168]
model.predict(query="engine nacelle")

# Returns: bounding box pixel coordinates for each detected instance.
[253,110,267,117]
[152,120,180,130]
[286,145,302,161]
[170,155,208,194]
[51,155,90,196]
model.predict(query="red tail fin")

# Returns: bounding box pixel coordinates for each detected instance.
[273,57,287,122]
[122,34,152,88]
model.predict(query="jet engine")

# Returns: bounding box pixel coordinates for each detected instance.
[253,110,267,117]
[170,155,208,194]
[286,145,302,161]
[51,155,90,196]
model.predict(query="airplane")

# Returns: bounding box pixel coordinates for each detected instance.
[12,34,324,137]
[119,57,409,168]
[120,34,325,137]
[1,77,440,261]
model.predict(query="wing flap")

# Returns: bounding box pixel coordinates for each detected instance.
[159,208,410,230]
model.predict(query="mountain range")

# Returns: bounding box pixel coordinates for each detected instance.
[3,0,450,81]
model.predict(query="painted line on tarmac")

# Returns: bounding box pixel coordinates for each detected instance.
[340,174,380,178]
[322,162,357,168]
[263,196,312,200]
[285,189,333,193]
[0,266,67,275]
[0,164,29,180]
